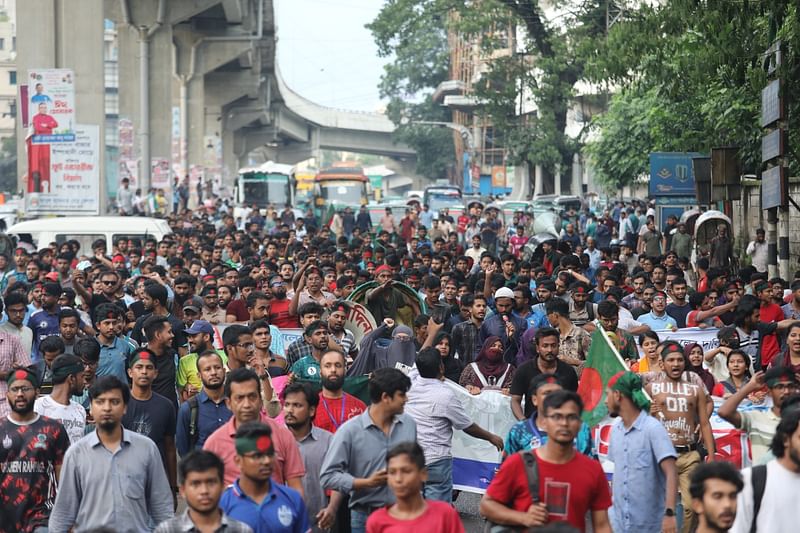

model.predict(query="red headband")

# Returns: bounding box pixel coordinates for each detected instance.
[375,265,392,275]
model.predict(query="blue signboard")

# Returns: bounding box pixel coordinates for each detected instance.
[649,152,704,196]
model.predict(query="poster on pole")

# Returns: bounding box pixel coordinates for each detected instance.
[119,159,139,188]
[26,124,99,215]
[27,69,75,144]
[151,158,170,189]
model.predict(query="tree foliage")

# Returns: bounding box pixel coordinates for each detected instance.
[585,1,800,188]
[367,0,455,178]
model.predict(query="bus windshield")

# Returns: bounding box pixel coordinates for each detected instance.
[318,180,365,204]
[426,189,463,212]
[242,177,289,207]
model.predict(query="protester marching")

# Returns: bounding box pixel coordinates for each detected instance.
[3,196,800,533]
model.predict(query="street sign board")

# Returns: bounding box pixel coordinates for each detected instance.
[761,165,786,209]
[761,129,783,163]
[761,79,782,127]
[649,152,703,196]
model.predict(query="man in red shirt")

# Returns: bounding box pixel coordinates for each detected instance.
[315,349,366,434]
[266,275,300,328]
[756,280,785,366]
[480,390,612,532]
[366,442,464,532]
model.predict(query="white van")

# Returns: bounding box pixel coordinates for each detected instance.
[7,216,173,252]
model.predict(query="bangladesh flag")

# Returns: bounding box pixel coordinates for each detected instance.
[577,326,628,427]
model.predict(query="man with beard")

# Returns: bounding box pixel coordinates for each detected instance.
[122,349,178,493]
[290,320,330,381]
[689,462,742,533]
[646,342,715,533]
[451,294,488,365]
[200,285,226,325]
[140,316,179,409]
[315,349,366,434]
[217,284,234,312]
[606,371,678,533]
[267,275,300,328]
[622,272,649,312]
[328,302,358,361]
[479,287,527,364]
[719,366,800,463]
[50,376,174,531]
[509,328,579,421]
[0,368,70,532]
[177,320,227,401]
[176,350,232,456]
[284,382,341,532]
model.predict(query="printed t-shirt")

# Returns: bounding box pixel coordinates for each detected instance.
[313,393,366,434]
[0,415,70,532]
[485,450,611,532]
[34,395,87,444]
[268,298,300,329]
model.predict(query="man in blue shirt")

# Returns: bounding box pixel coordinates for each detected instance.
[176,350,232,456]
[606,371,678,533]
[29,282,63,360]
[479,287,527,364]
[638,290,678,331]
[220,422,309,533]
[94,303,132,382]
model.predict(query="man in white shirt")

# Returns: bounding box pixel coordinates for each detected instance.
[746,228,768,273]
[731,406,800,533]
[34,354,87,444]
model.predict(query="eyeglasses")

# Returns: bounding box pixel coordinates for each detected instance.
[546,413,581,424]
[81,359,98,367]
[9,386,34,394]
[393,334,411,341]
[101,280,116,286]
[235,342,255,350]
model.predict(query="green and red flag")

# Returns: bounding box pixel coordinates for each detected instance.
[578,325,628,427]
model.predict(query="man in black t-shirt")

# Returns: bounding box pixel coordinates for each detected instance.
[122,349,177,490]
[131,282,187,357]
[0,368,70,531]
[509,327,578,421]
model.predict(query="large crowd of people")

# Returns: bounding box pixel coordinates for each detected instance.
[1,197,800,533]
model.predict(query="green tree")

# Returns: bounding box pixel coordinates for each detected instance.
[585,1,799,187]
[0,135,17,193]
[368,0,455,178]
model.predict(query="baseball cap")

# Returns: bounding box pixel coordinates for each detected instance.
[185,320,214,335]
[494,287,514,300]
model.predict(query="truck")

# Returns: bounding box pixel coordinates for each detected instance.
[314,162,370,223]
[235,161,295,209]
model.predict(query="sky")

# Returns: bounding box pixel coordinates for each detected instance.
[274,0,389,112]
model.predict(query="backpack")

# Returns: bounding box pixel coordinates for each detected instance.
[188,394,200,449]
[750,464,767,533]
[483,451,540,533]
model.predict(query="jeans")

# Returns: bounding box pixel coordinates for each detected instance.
[351,509,370,533]
[424,457,454,504]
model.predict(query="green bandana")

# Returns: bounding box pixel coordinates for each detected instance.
[235,434,273,456]
[6,367,39,388]
[609,371,651,411]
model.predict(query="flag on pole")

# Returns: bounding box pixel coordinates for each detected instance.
[578,325,628,427]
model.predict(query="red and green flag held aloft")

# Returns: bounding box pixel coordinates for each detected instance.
[577,326,628,427]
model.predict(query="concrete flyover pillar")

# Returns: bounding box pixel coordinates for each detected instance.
[16,0,106,211]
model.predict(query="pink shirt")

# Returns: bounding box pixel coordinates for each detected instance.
[203,412,306,486]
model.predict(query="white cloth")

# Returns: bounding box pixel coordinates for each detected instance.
[746,240,768,273]
[731,460,800,533]
[34,395,87,444]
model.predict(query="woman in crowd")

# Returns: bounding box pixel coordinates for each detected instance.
[459,336,515,394]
